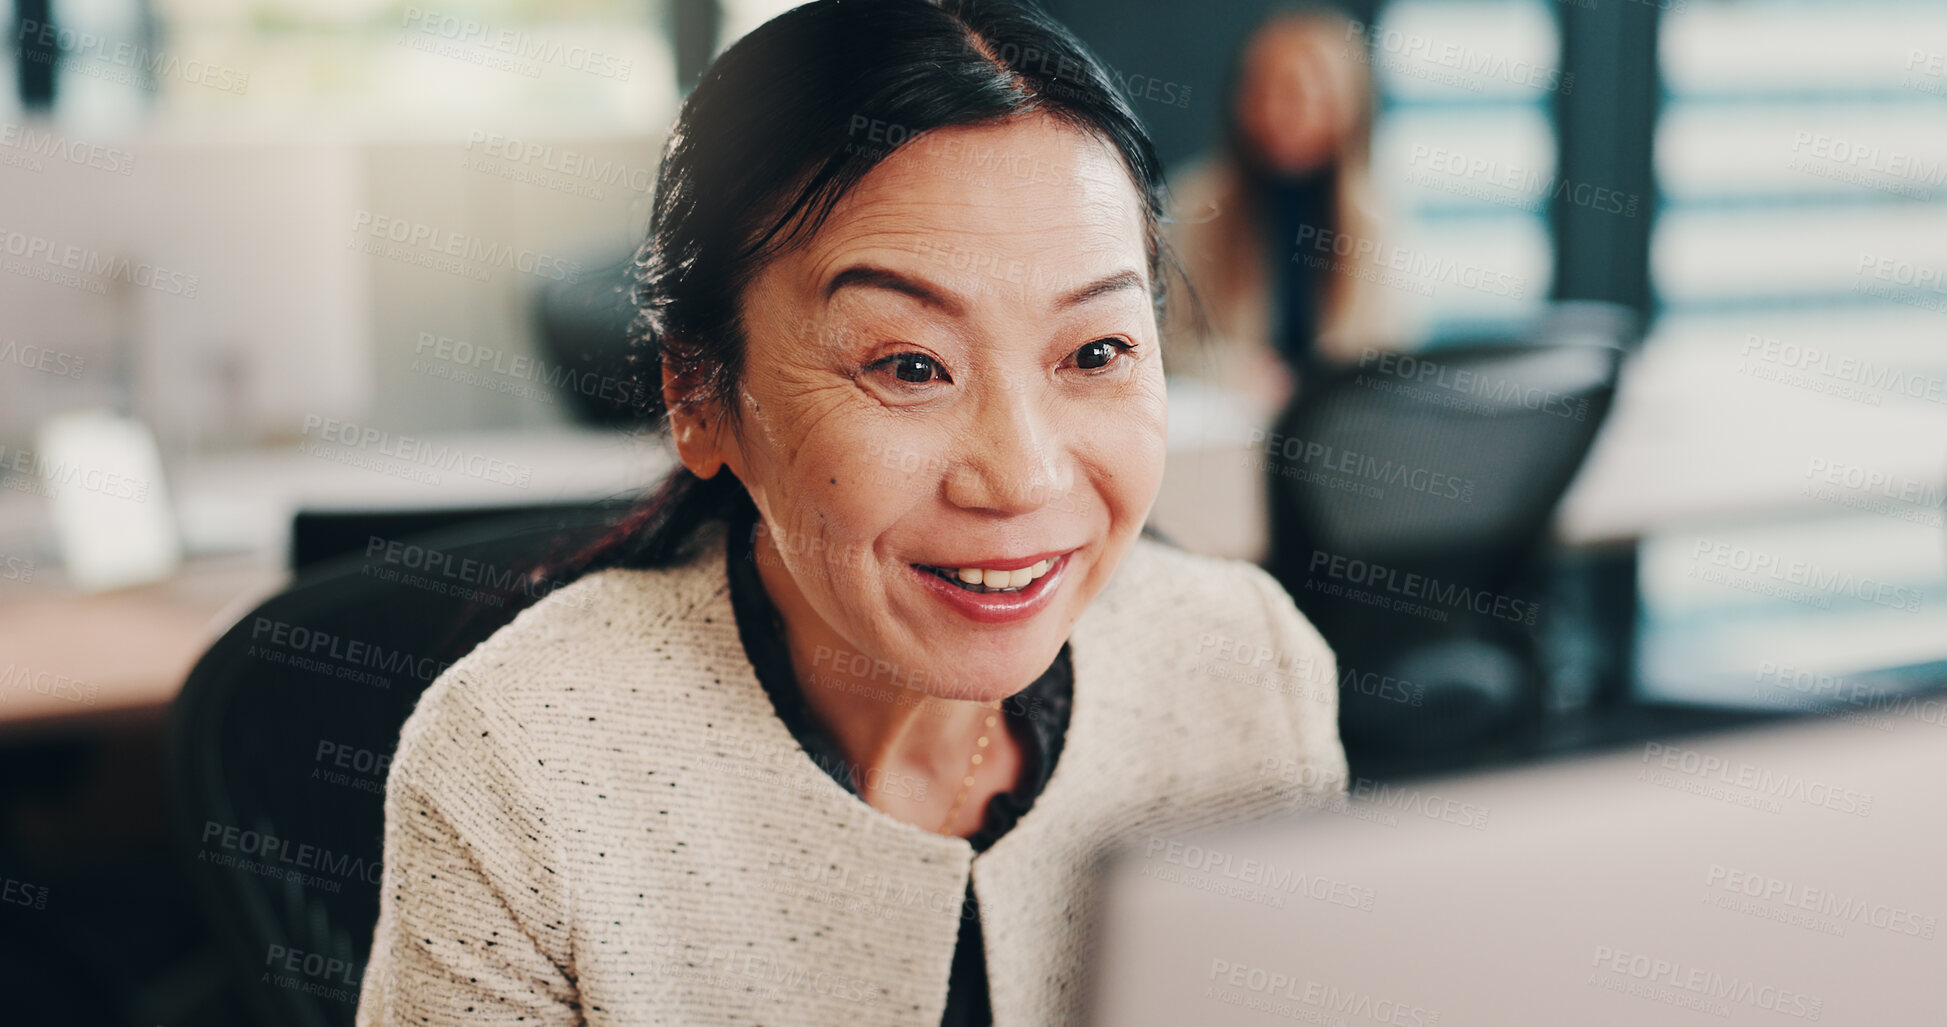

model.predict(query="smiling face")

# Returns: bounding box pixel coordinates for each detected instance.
[669,114,1169,704]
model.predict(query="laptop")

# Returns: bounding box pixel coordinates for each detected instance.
[1088,695,1946,1025]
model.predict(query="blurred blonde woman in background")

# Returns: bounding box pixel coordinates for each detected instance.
[1164,5,1400,423]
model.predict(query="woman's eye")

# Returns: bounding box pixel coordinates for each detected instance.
[1072,338,1130,370]
[882,352,945,384]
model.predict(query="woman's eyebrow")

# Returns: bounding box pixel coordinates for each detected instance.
[1057,268,1146,309]
[822,265,966,315]
[822,264,1146,313]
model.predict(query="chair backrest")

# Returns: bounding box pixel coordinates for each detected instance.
[1267,342,1623,589]
[290,501,628,573]
[532,248,645,426]
[1263,310,1630,751]
[164,505,624,1027]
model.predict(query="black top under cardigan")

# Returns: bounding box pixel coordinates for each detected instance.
[722,505,1074,1027]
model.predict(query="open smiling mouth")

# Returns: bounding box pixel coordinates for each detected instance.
[908,552,1072,625]
[914,559,1057,594]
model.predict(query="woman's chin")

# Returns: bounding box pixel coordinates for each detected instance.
[920,657,1062,705]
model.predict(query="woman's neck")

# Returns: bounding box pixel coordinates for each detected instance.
[749,523,1023,832]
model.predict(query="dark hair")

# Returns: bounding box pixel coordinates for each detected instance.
[555,0,1181,579]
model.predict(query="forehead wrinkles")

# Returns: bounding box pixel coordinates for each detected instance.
[830,120,1136,230]
[773,123,1149,317]
[801,191,1147,303]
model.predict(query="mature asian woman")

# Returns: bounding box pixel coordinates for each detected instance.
[354,2,1346,1025]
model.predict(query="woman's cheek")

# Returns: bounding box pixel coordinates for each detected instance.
[843,428,950,506]
[1076,384,1168,507]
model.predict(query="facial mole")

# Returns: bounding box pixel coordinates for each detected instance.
[829,477,837,485]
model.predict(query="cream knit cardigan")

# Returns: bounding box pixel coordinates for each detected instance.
[355,517,1347,1026]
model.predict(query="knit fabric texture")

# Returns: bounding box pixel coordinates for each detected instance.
[720,497,1075,1027]
[354,517,1349,1026]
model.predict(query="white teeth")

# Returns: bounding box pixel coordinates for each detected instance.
[939,558,1056,590]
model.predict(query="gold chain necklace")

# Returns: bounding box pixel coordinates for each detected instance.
[938,700,1004,835]
[748,548,1009,836]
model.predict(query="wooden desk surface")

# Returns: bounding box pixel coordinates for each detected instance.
[0,557,285,737]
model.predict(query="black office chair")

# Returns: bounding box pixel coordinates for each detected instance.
[532,247,651,427]
[164,504,626,1027]
[1264,304,1632,755]
[289,501,635,573]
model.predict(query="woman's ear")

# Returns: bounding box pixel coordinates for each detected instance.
[662,359,729,480]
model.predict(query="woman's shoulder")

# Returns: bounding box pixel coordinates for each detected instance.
[1085,534,1347,792]
[1105,536,1338,693]
[399,519,737,746]
[1106,532,1313,629]
[487,517,729,647]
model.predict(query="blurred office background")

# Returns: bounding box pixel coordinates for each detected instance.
[2,0,1945,1024]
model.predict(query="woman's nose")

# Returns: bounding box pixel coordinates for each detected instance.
[942,383,1067,516]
